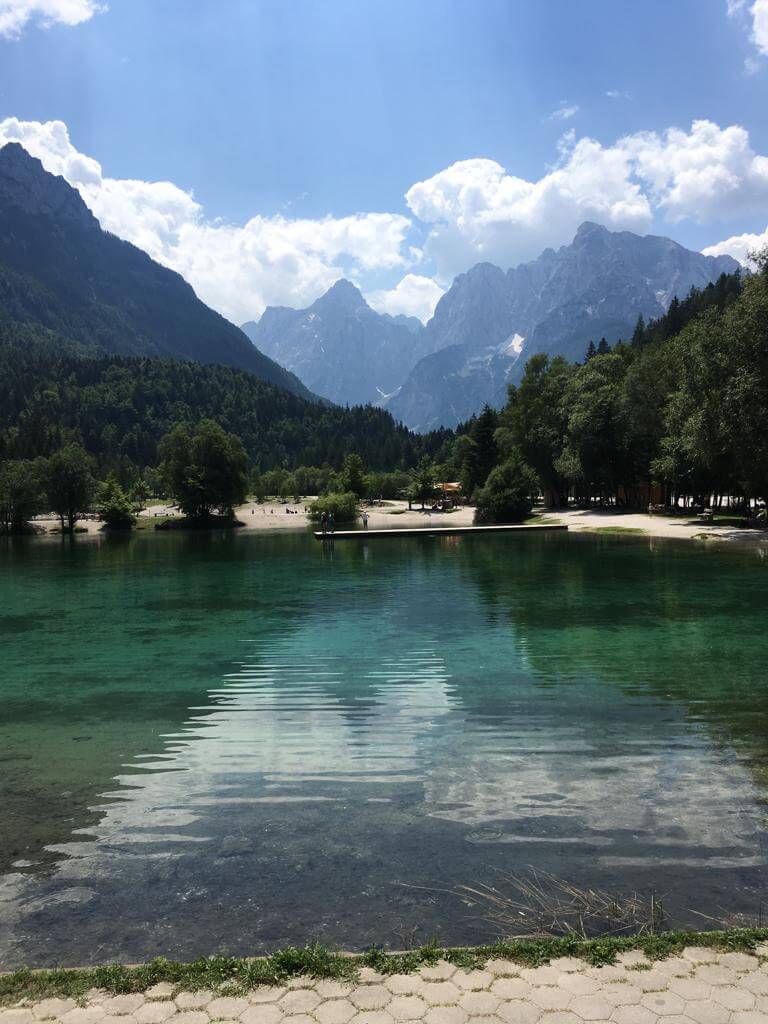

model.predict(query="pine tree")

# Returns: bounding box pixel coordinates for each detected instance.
[631,314,646,347]
[585,340,597,361]
[597,337,611,356]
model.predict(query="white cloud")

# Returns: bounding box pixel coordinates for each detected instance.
[605,89,631,100]
[0,0,103,38]
[752,0,768,53]
[0,118,413,324]
[703,225,768,266]
[367,274,445,324]
[405,120,768,279]
[548,103,579,121]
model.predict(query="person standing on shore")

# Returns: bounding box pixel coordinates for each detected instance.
[362,510,369,530]
[328,511,335,535]
[320,511,327,534]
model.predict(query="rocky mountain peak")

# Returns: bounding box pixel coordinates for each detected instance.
[315,278,366,310]
[0,142,94,226]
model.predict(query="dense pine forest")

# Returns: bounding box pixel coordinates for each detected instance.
[0,326,452,480]
[455,262,768,515]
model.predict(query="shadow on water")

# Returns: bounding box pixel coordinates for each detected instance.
[1,530,768,966]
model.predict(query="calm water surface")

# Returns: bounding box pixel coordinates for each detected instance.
[1,530,768,967]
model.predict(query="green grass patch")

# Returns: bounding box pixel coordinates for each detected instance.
[2,929,767,1004]
[524,515,563,526]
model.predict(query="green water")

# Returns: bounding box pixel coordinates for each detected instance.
[1,529,768,967]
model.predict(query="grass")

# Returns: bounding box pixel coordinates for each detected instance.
[2,929,767,1004]
[524,514,562,526]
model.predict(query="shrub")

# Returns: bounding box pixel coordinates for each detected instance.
[97,474,136,529]
[475,452,539,524]
[308,492,359,524]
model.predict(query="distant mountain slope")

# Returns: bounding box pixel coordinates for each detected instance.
[0,142,312,399]
[385,222,740,431]
[242,279,435,406]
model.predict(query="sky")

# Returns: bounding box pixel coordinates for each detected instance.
[1,0,768,325]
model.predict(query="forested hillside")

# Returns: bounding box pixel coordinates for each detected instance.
[0,327,451,480]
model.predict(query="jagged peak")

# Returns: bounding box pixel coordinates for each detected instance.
[0,141,94,224]
[314,278,366,308]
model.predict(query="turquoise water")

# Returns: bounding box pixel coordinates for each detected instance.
[1,530,768,967]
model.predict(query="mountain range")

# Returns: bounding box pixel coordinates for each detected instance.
[243,222,740,431]
[0,142,312,399]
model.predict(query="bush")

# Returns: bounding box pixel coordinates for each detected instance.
[308,492,359,524]
[96,473,136,529]
[475,452,539,524]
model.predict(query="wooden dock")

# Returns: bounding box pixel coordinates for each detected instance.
[313,523,568,540]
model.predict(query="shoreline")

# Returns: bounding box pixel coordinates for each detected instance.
[14,500,768,545]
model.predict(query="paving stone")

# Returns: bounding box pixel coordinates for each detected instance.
[668,978,712,1001]
[601,986,643,1007]
[641,991,686,1016]
[349,987,391,1011]
[60,1009,108,1024]
[100,1015,138,1024]
[1,1014,36,1024]
[529,985,572,1010]
[385,995,426,1020]
[457,989,501,1015]
[683,950,720,966]
[385,976,423,996]
[173,1014,210,1024]
[655,960,694,977]
[314,1000,357,1024]
[519,966,561,986]
[617,953,652,969]
[685,1003,731,1024]
[145,988,176,1002]
[495,1000,541,1024]
[420,981,461,1005]
[32,1000,77,1020]
[742,972,768,996]
[551,959,587,974]
[100,999,145,1017]
[246,988,287,1005]
[731,1013,768,1024]
[570,995,614,1020]
[711,986,756,1011]
[208,999,250,1020]
[357,969,386,985]
[559,975,600,996]
[278,990,320,1015]
[695,966,738,988]
[718,953,758,973]
[175,993,214,1011]
[543,1014,582,1024]
[418,960,456,982]
[454,970,494,991]
[489,978,532,1000]
[281,1016,314,1024]
[240,1007,283,1024]
[588,967,629,984]
[610,1006,659,1024]
[316,981,352,1000]
[424,1008,468,1024]
[486,960,520,978]
[348,1012,395,1024]
[134,1004,177,1024]
[634,972,672,993]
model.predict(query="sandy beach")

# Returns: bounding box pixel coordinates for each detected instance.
[26,499,768,544]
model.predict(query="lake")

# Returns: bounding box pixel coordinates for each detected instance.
[1,529,767,968]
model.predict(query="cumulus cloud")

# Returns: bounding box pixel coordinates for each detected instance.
[727,0,768,60]
[405,120,768,279]
[0,118,413,324]
[703,225,768,266]
[0,0,103,38]
[367,274,445,324]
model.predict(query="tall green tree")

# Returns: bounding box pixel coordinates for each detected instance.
[159,420,248,519]
[337,452,366,497]
[43,445,95,533]
[0,459,44,533]
[409,456,438,508]
[96,473,136,529]
[458,405,499,497]
[475,451,539,524]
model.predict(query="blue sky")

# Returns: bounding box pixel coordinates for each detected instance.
[1,0,768,323]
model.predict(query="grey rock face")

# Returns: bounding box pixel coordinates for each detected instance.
[386,222,740,431]
[242,279,435,406]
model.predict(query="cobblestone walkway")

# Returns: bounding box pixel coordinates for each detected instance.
[4,947,768,1024]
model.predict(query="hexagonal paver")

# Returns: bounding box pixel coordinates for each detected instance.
[543,1015,582,1024]
[135,1004,177,1024]
[316,981,352,999]
[454,970,494,991]
[641,991,686,1016]
[695,966,738,988]
[742,971,768,995]
[349,986,391,1012]
[719,953,758,973]
[570,994,614,1020]
[32,999,78,1020]
[1,1013,35,1024]
[530,985,572,1011]
[386,995,426,1020]
[60,1010,106,1024]
[174,1014,210,1024]
[176,993,213,1011]
[685,1001,731,1024]
[421,981,460,1005]
[495,1000,542,1024]
[711,986,756,1011]
[281,1015,314,1024]
[731,1013,768,1024]
[419,960,456,982]
[385,975,423,996]
[424,1008,467,1024]
[314,1000,357,1024]
[519,966,561,986]
[246,987,286,1005]
[349,1012,395,1024]
[683,949,720,966]
[552,958,587,974]
[486,959,520,977]
[145,986,176,1002]
[669,978,711,1001]
[601,985,643,1007]
[457,989,500,1015]
[241,1007,283,1024]
[618,953,652,969]
[490,977,532,1000]
[101,998,145,1017]
[357,968,386,984]
[279,990,321,1015]
[208,999,249,1020]
[559,974,600,996]
[610,1006,659,1024]
[634,972,672,993]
